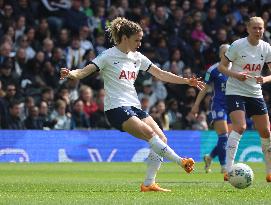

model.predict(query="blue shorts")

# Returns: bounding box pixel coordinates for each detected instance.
[207,103,231,125]
[105,106,149,131]
[226,95,267,117]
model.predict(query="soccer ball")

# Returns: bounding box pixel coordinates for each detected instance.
[228,163,254,189]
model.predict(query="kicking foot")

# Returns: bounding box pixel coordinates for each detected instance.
[224,173,228,181]
[181,158,195,173]
[221,166,227,174]
[266,174,271,182]
[203,155,212,173]
[140,183,171,192]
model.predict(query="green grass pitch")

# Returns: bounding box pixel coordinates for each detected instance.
[0,162,269,205]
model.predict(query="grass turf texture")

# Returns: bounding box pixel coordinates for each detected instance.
[0,162,269,205]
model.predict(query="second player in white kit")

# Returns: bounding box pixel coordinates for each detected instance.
[219,16,271,182]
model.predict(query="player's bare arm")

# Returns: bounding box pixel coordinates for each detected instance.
[60,64,97,80]
[148,65,205,90]
[191,84,209,117]
[218,55,253,81]
[255,63,271,84]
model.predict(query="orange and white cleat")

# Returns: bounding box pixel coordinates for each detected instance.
[266,174,271,182]
[224,173,228,181]
[140,183,171,192]
[181,158,195,173]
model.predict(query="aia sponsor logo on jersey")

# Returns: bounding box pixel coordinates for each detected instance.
[243,64,261,72]
[119,70,136,80]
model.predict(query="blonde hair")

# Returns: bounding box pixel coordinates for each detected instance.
[247,16,264,26]
[107,17,142,45]
[219,44,230,58]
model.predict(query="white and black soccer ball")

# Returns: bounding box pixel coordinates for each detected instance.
[228,163,254,189]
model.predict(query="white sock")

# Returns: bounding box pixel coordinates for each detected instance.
[226,130,242,172]
[261,137,271,174]
[144,149,163,186]
[149,135,181,165]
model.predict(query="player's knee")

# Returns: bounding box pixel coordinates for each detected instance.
[258,127,271,137]
[234,124,246,134]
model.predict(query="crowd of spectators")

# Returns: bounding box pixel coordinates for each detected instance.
[0,0,271,130]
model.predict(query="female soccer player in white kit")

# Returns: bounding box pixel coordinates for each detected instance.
[60,17,205,192]
[219,17,271,182]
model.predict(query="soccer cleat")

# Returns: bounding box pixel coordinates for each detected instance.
[203,155,212,173]
[221,166,227,174]
[224,173,228,181]
[140,183,171,192]
[266,174,271,182]
[181,158,195,173]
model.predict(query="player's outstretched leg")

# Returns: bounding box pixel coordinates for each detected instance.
[141,149,171,192]
[261,137,271,182]
[149,135,195,173]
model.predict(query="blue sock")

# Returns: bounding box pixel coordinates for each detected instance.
[210,146,218,159]
[217,133,228,166]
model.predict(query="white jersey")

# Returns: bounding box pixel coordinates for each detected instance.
[92,47,152,111]
[225,37,271,98]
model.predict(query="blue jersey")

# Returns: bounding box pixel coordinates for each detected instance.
[204,62,230,123]
[204,62,228,107]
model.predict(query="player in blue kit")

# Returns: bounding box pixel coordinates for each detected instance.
[191,44,232,174]
[60,17,205,192]
[219,17,271,182]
